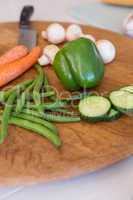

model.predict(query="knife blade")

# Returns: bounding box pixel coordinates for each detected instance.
[18,5,37,50]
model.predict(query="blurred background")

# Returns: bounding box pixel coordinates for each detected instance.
[0,0,132,33]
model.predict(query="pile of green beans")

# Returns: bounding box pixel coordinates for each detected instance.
[0,64,84,147]
[0,79,35,144]
[0,115,61,147]
[12,113,58,135]
[0,80,32,103]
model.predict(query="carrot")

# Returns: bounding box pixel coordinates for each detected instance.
[0,46,41,87]
[0,45,29,65]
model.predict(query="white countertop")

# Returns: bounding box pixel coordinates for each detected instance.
[0,1,133,200]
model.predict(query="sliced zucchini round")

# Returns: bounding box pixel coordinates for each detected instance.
[109,90,133,114]
[79,96,111,122]
[104,108,122,122]
[120,85,133,94]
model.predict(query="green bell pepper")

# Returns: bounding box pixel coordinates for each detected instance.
[53,38,105,91]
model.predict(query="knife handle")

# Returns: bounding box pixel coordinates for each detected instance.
[20,6,34,28]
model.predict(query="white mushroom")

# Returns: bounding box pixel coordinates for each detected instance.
[81,34,96,43]
[41,30,47,39]
[43,44,60,64]
[123,12,133,38]
[66,24,83,41]
[38,54,50,66]
[41,23,66,44]
[96,40,116,64]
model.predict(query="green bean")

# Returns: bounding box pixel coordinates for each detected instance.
[0,91,6,104]
[25,91,56,110]
[15,80,36,113]
[25,100,68,110]
[12,112,58,135]
[0,115,61,147]
[0,80,33,103]
[44,72,51,91]
[50,108,78,116]
[0,91,17,144]
[44,72,50,91]
[42,112,81,122]
[39,91,55,98]
[22,109,81,123]
[44,71,56,100]
[33,64,44,107]
[62,91,95,102]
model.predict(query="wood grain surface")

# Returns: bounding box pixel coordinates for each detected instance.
[0,21,132,185]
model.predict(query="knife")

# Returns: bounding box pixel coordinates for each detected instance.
[18,5,37,50]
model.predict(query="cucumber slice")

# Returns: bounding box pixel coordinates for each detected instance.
[79,96,111,122]
[104,108,122,122]
[109,90,133,114]
[120,85,133,94]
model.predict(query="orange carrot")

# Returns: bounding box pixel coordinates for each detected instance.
[0,45,29,65]
[0,46,41,87]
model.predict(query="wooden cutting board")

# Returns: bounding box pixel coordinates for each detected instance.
[0,21,133,185]
[101,0,133,6]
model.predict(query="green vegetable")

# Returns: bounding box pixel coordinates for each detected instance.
[41,91,55,98]
[79,96,111,122]
[62,91,95,102]
[120,85,133,94]
[109,90,133,114]
[103,108,122,122]
[12,112,58,135]
[26,100,68,110]
[0,79,32,103]
[53,38,104,91]
[50,108,77,116]
[44,71,56,100]
[0,115,61,147]
[33,64,44,107]
[16,80,36,113]
[22,109,81,123]
[0,91,17,144]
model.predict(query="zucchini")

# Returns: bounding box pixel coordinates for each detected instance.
[104,108,122,122]
[120,85,133,94]
[79,96,111,122]
[109,90,133,114]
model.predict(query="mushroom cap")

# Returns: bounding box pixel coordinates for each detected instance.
[66,24,83,41]
[96,40,116,64]
[46,23,66,44]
